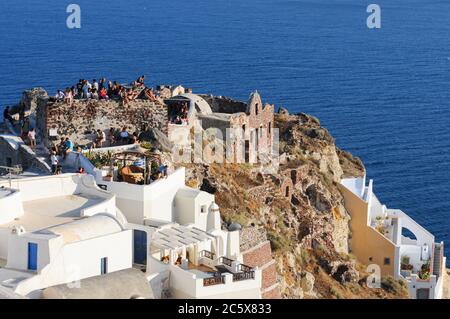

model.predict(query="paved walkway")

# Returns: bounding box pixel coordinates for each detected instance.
[443,269,450,299]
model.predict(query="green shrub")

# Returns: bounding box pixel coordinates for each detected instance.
[381,276,407,294]
[267,231,288,251]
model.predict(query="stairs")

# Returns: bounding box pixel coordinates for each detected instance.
[433,243,444,277]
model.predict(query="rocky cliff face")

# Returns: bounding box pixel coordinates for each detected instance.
[176,112,408,299]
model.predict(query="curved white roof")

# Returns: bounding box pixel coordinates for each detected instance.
[40,214,123,244]
[174,93,212,115]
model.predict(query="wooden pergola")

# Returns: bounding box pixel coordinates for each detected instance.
[110,148,161,185]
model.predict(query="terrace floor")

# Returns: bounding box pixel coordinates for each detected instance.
[0,194,103,231]
[185,262,217,278]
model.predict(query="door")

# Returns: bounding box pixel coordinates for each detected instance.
[28,243,38,271]
[416,288,430,299]
[133,230,147,265]
[101,257,108,275]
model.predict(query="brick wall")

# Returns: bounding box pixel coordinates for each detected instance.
[241,240,281,299]
[243,241,274,267]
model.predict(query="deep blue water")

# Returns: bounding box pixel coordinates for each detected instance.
[0,0,449,263]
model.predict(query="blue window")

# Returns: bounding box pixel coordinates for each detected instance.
[28,243,38,271]
[101,257,108,275]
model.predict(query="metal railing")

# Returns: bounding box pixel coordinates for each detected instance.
[203,275,225,286]
[238,263,254,273]
[218,256,233,267]
[199,250,215,260]
[233,271,255,282]
[0,165,23,187]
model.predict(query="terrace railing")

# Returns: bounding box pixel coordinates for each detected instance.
[203,274,225,286]
[199,250,215,260]
[218,256,233,267]
[233,271,255,282]
[232,263,255,282]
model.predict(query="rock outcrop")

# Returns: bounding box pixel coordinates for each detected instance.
[176,111,407,299]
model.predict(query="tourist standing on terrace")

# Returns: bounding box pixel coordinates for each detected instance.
[107,81,113,96]
[108,127,116,146]
[76,79,84,98]
[64,88,73,106]
[82,80,89,99]
[94,129,106,148]
[93,79,99,91]
[57,137,66,156]
[28,128,36,149]
[50,151,59,174]
[21,118,30,140]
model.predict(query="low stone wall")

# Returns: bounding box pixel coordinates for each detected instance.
[0,135,50,173]
[36,97,168,147]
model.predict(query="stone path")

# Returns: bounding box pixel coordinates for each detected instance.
[443,269,450,299]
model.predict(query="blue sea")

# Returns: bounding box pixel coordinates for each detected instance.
[0,0,449,264]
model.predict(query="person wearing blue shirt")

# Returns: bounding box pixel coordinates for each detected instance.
[63,137,74,160]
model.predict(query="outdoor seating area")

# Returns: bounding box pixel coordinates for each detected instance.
[93,147,166,185]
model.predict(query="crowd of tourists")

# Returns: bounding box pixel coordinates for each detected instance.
[53,75,161,107]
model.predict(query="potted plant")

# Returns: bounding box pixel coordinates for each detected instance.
[419,262,431,280]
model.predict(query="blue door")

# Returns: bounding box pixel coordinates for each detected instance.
[28,243,38,271]
[133,230,147,265]
[101,257,108,275]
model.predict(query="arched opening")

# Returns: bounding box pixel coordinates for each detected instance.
[285,186,290,197]
[402,227,418,241]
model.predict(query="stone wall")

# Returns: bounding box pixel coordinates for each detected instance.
[0,135,50,173]
[36,97,168,147]
[200,95,247,113]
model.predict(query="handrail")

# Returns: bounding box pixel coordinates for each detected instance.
[203,274,224,286]
[238,263,254,273]
[199,250,215,260]
[232,271,255,282]
[218,256,233,267]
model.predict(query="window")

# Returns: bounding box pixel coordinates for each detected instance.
[101,257,108,275]
[285,186,290,197]
[268,122,271,136]
[369,257,373,262]
[28,242,38,271]
[384,258,390,265]
[200,205,207,213]
[255,103,259,115]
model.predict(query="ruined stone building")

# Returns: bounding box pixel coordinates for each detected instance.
[166,91,275,164]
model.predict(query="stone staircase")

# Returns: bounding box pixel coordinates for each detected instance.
[433,243,444,277]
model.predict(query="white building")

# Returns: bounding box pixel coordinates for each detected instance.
[0,174,133,298]
[339,176,446,299]
[70,145,262,299]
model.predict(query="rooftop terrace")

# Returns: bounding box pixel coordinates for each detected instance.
[0,193,104,232]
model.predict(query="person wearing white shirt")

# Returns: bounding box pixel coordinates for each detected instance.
[50,151,59,174]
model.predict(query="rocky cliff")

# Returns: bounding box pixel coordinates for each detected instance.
[176,111,408,299]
